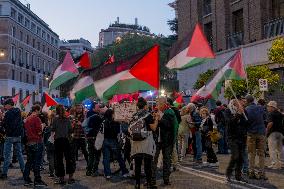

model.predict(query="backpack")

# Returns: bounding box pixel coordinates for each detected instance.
[129,112,150,141]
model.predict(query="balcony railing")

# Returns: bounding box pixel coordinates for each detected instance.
[264,17,284,39]
[227,32,244,49]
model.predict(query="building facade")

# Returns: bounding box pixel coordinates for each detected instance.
[98,17,153,48]
[59,38,94,58]
[0,0,60,106]
[174,0,284,106]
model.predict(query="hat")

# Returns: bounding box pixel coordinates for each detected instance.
[267,101,278,109]
[3,98,14,106]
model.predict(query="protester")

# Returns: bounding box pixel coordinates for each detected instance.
[102,109,128,179]
[46,110,56,178]
[187,103,202,164]
[129,97,158,189]
[152,97,178,186]
[199,107,218,167]
[245,95,267,180]
[226,99,248,182]
[85,103,103,177]
[71,104,88,163]
[214,101,228,154]
[266,101,284,169]
[23,105,47,186]
[51,105,75,184]
[177,106,191,162]
[0,99,25,179]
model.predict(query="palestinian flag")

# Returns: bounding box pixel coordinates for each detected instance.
[166,23,215,70]
[79,45,159,101]
[104,54,115,65]
[173,94,184,108]
[12,93,19,104]
[191,50,246,102]
[77,52,92,69]
[44,92,58,107]
[49,52,79,90]
[70,76,96,103]
[20,95,31,111]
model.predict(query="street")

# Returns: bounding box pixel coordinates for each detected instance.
[0,154,283,189]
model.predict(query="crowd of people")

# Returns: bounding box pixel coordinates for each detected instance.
[0,94,283,188]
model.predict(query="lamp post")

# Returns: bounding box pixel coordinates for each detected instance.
[0,50,5,58]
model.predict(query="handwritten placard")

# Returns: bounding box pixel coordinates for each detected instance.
[114,102,137,122]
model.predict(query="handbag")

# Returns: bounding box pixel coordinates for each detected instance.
[95,121,105,150]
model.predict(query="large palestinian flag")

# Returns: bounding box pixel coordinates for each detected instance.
[71,45,159,102]
[166,23,215,70]
[191,50,246,102]
[49,51,79,90]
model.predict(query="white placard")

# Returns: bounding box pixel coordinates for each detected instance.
[259,79,268,91]
[113,102,137,122]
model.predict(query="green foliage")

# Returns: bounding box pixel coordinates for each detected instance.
[193,69,216,90]
[224,65,280,99]
[268,37,284,64]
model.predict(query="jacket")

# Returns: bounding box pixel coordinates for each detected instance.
[24,114,43,144]
[3,108,23,137]
[86,111,103,138]
[245,103,266,135]
[226,109,248,142]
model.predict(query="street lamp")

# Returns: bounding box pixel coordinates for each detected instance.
[0,50,5,57]
[45,76,49,81]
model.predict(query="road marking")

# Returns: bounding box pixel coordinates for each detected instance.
[178,166,269,189]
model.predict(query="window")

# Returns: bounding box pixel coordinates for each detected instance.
[31,22,36,33]
[18,13,23,24]
[19,72,22,82]
[32,75,35,84]
[47,48,50,56]
[51,50,54,58]
[12,88,16,96]
[55,53,58,60]
[25,51,29,66]
[55,40,58,46]
[31,54,35,68]
[11,69,15,80]
[47,61,50,72]
[37,27,41,35]
[204,22,213,47]
[43,60,45,72]
[51,37,54,45]
[0,5,2,16]
[26,74,29,83]
[232,9,244,33]
[12,26,16,37]
[47,34,50,43]
[42,45,45,53]
[32,92,35,103]
[203,0,212,15]
[37,42,40,51]
[37,57,40,69]
[26,90,29,97]
[32,39,35,48]
[24,18,30,28]
[18,48,23,64]
[42,31,46,39]
[11,44,16,62]
[26,35,30,44]
[11,8,16,19]
[19,31,23,41]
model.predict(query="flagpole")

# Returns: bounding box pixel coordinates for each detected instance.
[241,47,249,93]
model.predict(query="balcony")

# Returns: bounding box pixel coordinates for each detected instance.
[264,17,284,39]
[37,69,41,73]
[26,65,30,69]
[32,67,35,71]
[227,32,244,49]
[19,62,24,67]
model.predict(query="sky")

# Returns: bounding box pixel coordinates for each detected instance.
[19,0,175,47]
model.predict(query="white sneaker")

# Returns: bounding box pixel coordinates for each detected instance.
[209,162,219,167]
[122,173,129,178]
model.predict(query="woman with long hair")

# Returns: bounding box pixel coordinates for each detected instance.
[51,105,75,185]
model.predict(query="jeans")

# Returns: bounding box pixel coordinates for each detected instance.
[242,146,249,173]
[152,143,173,183]
[46,144,55,175]
[72,138,88,163]
[247,134,265,173]
[54,138,76,177]
[86,138,101,174]
[134,154,153,186]
[2,137,25,175]
[195,130,202,160]
[268,132,283,166]
[226,139,246,180]
[23,143,44,182]
[217,124,228,154]
[102,139,128,176]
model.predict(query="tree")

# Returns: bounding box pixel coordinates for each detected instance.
[193,69,216,90]
[224,65,279,99]
[268,37,284,64]
[167,18,178,40]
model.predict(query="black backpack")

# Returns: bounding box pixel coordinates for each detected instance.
[129,112,150,141]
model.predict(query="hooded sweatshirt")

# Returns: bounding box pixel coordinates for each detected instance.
[3,107,23,137]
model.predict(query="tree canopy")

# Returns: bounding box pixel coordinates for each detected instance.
[268,37,284,64]
[193,69,216,90]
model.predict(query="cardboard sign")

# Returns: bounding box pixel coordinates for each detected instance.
[114,102,137,122]
[259,79,268,91]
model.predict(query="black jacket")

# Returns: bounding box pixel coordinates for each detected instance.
[3,108,23,137]
[87,111,103,138]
